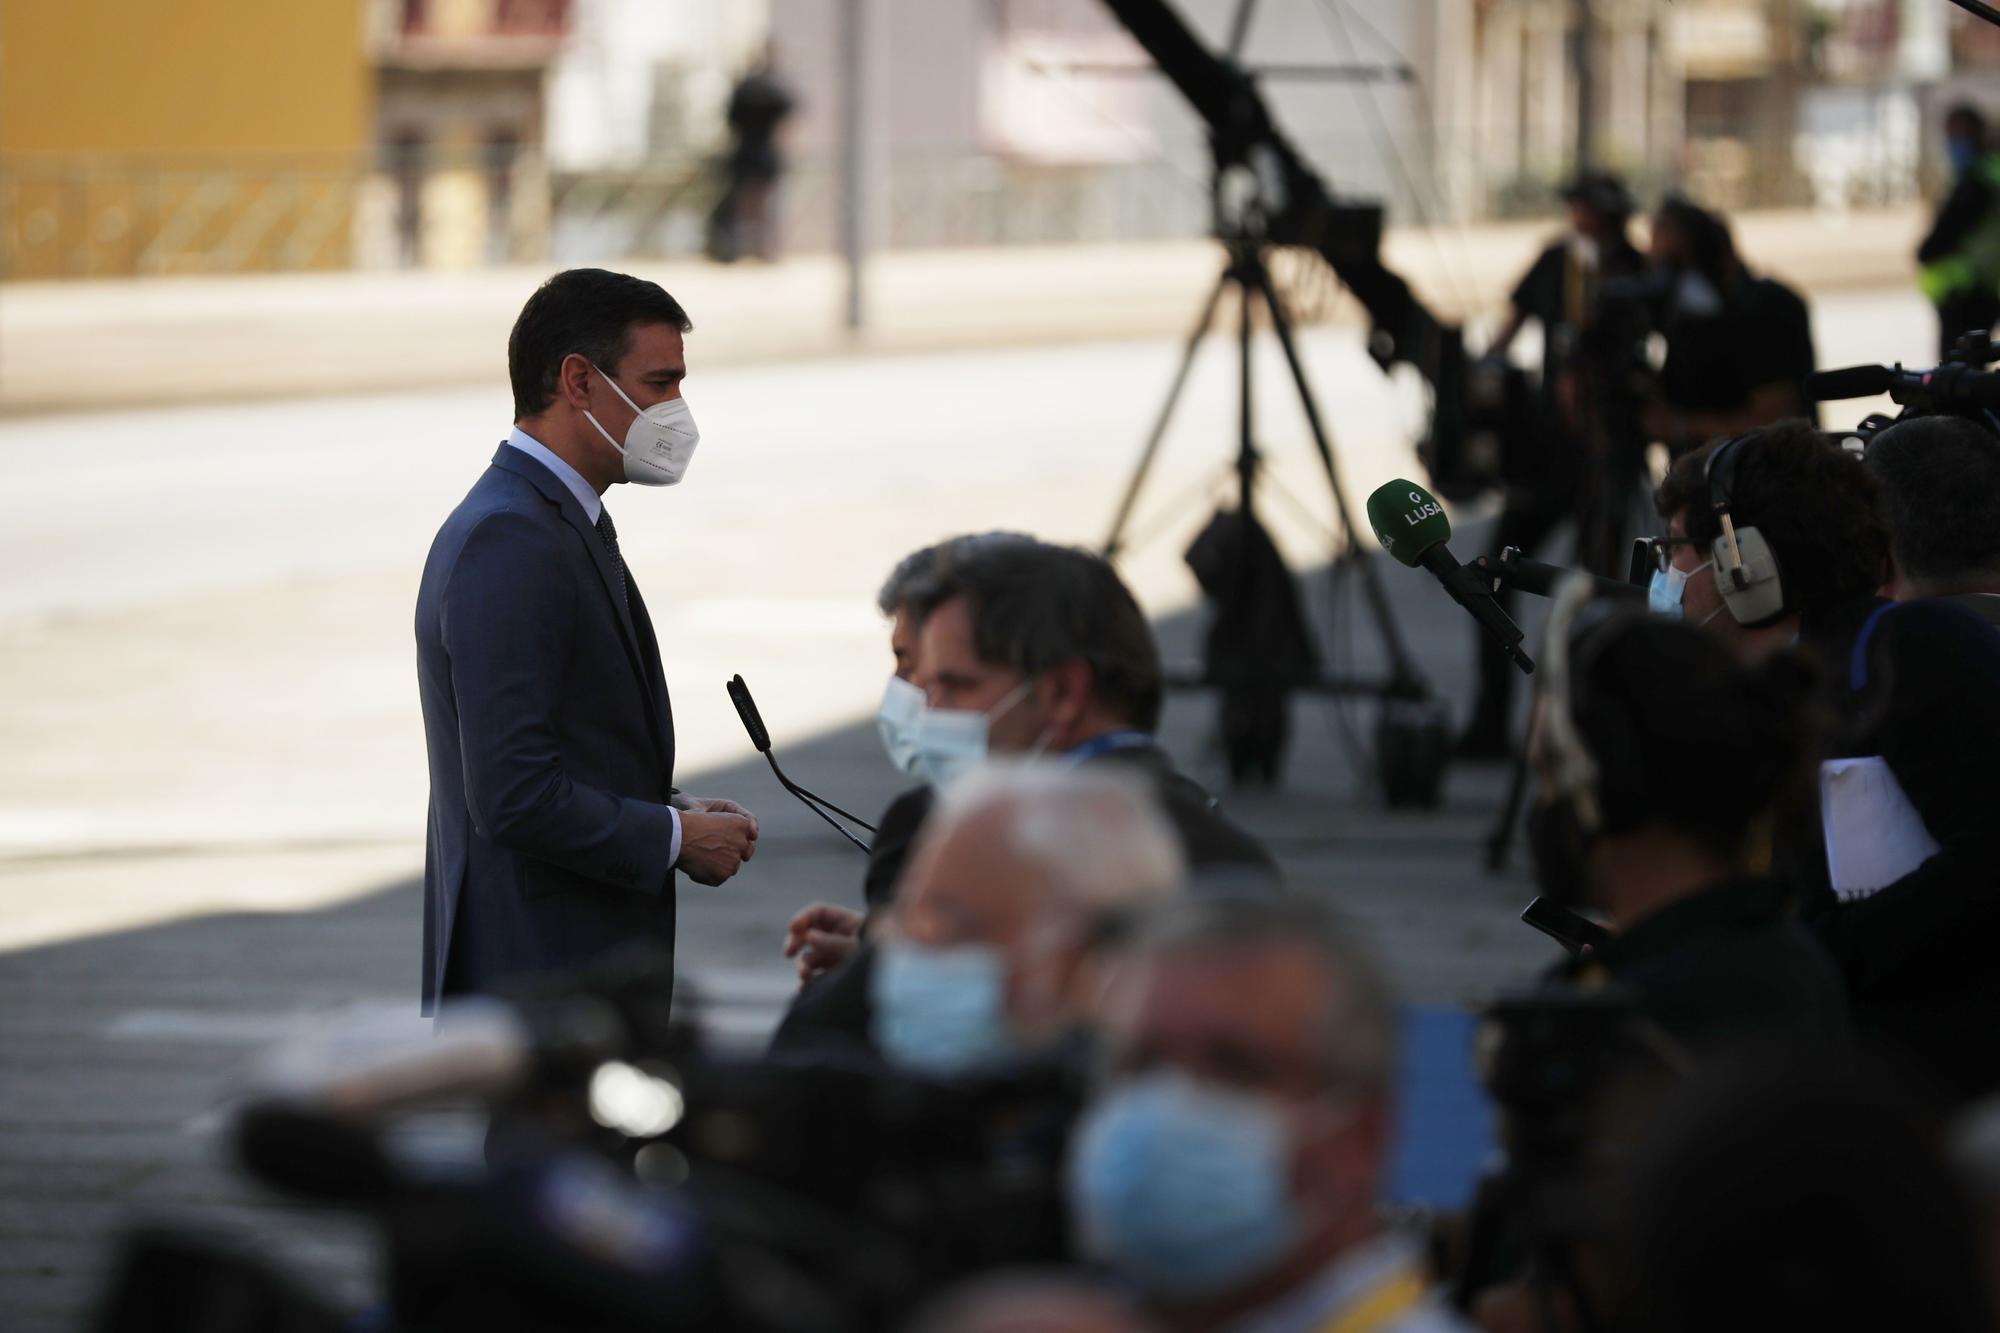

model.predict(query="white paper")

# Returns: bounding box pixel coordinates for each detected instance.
[1820,756,1942,902]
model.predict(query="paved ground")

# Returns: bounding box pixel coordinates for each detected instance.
[0,205,1930,416]
[0,280,1938,1329]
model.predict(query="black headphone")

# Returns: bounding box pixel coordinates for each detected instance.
[1703,434,1790,628]
[1542,585,1649,837]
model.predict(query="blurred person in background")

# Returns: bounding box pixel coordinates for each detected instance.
[1463,170,1651,756]
[1527,597,1847,1052]
[775,761,1185,1068]
[1648,421,1887,668]
[1622,1055,1988,1333]
[414,269,758,1015]
[1067,897,1474,1333]
[1868,413,2000,620]
[708,42,796,263]
[1643,198,1816,456]
[1919,103,2000,358]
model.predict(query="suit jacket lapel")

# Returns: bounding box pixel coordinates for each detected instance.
[491,446,667,761]
[626,576,676,779]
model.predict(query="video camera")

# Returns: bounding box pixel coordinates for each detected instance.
[95,947,1086,1333]
[1810,330,2000,446]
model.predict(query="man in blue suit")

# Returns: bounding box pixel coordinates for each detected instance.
[415,268,759,1015]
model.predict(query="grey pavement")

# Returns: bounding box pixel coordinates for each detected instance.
[0,564,1556,1331]
[0,281,1940,1329]
[0,204,1931,417]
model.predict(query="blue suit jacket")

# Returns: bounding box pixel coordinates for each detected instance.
[415,445,678,1014]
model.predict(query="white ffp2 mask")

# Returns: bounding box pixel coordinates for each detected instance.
[877,675,926,775]
[584,362,700,486]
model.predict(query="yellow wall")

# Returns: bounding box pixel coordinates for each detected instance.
[0,0,371,277]
[0,0,370,156]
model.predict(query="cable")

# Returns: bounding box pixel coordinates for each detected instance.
[1306,0,1485,319]
[1948,0,2000,26]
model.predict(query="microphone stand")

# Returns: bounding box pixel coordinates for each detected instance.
[726,675,875,854]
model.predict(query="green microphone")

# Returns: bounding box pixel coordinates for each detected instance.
[1366,478,1533,674]
[1366,479,1453,567]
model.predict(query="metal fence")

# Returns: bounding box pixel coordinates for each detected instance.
[0,125,1928,281]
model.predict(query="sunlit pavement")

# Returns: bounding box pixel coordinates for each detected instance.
[0,282,1933,1326]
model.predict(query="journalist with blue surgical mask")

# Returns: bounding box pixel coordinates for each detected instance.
[414,268,759,1016]
[769,537,1277,1060]
[1068,897,1471,1333]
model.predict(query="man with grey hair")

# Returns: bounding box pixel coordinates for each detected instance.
[1066,898,1471,1333]
[863,761,1187,1076]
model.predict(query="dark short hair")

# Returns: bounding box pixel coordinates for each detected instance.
[910,540,1164,730]
[508,268,692,421]
[875,532,1035,618]
[1627,1055,1987,1333]
[1655,421,1887,624]
[1132,896,1398,1093]
[1865,414,2000,590]
[1946,102,1987,144]
[1653,194,1735,284]
[1567,611,1818,854]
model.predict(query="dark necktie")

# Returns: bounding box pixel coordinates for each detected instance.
[595,509,628,610]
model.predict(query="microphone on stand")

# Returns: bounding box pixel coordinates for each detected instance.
[726,675,874,854]
[1366,479,1535,675]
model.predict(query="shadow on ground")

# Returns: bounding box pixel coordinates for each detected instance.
[0,548,1561,1329]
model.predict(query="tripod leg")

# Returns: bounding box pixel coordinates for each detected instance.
[1248,258,1423,689]
[1103,267,1230,559]
[1484,743,1532,871]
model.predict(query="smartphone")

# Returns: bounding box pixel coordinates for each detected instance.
[1520,896,1613,956]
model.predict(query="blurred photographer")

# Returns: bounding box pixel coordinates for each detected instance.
[775,762,1185,1066]
[1624,1055,1989,1333]
[1464,171,1651,756]
[1649,420,1888,668]
[1643,199,1816,457]
[1868,413,2000,619]
[1528,598,1847,1052]
[1793,415,2000,1099]
[1067,897,1473,1333]
[1919,102,2000,359]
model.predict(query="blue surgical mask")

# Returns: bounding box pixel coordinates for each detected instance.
[1647,559,1711,619]
[907,678,1035,790]
[1066,1072,1303,1296]
[876,675,926,775]
[1950,138,1980,175]
[870,941,1017,1077]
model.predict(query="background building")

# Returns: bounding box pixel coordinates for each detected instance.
[0,0,371,279]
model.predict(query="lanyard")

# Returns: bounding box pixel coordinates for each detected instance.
[1312,1269,1427,1333]
[1066,730,1154,763]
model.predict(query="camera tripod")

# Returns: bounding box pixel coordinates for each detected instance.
[1101,235,1430,693]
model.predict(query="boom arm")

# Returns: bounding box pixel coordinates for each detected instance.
[1095,0,1466,452]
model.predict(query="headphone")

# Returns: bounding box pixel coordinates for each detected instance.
[1540,579,1648,838]
[1702,434,1789,628]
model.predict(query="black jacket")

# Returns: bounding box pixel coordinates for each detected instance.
[1806,599,2000,1100]
[1560,877,1849,1054]
[1919,169,1999,268]
[771,740,1279,1060]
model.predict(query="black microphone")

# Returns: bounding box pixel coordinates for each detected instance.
[1477,548,1646,602]
[1367,479,1535,675]
[1806,364,1893,402]
[726,675,875,852]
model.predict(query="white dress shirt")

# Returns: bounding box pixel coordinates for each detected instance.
[503,427,682,868]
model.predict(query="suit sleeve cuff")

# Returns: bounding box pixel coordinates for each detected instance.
[668,805,683,872]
